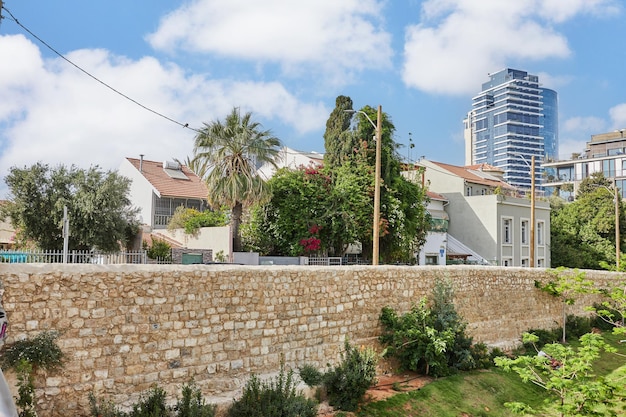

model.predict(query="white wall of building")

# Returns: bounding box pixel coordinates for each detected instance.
[118,159,155,227]
[157,226,232,260]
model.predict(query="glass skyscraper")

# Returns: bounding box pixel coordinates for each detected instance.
[464,68,558,192]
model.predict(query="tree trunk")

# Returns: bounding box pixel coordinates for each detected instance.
[231,202,243,253]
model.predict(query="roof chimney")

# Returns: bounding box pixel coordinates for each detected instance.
[139,154,144,173]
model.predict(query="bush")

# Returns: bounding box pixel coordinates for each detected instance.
[322,340,378,412]
[174,382,216,417]
[565,314,592,339]
[144,238,172,261]
[130,385,168,417]
[1,330,64,371]
[227,364,317,417]
[298,364,323,387]
[522,328,560,352]
[88,382,216,417]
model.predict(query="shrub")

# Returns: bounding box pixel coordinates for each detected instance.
[1,330,64,371]
[322,340,378,412]
[174,382,216,417]
[88,392,126,417]
[565,314,592,339]
[298,364,323,387]
[522,327,560,351]
[130,385,168,417]
[144,238,172,261]
[379,279,477,377]
[227,364,317,417]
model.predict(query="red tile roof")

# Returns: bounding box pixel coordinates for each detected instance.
[126,158,209,199]
[429,161,516,190]
[426,191,448,201]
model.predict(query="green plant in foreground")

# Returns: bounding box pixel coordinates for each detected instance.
[323,340,379,412]
[174,382,216,417]
[15,360,36,417]
[1,330,64,371]
[495,332,623,416]
[227,364,317,417]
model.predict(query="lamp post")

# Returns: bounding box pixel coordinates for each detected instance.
[512,153,535,267]
[345,106,382,265]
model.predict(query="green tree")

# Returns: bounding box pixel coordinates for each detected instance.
[551,173,624,269]
[323,95,355,170]
[2,163,139,252]
[535,268,597,343]
[495,332,622,417]
[192,107,282,252]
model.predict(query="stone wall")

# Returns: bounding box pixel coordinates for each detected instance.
[0,264,620,416]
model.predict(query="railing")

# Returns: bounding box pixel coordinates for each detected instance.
[0,250,148,264]
[307,257,343,266]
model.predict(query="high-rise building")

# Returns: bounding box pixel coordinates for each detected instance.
[464,68,558,192]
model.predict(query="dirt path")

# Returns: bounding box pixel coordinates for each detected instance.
[317,372,433,416]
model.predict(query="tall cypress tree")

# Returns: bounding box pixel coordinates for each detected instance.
[323,96,355,170]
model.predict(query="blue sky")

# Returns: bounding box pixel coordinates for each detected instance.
[1,0,625,198]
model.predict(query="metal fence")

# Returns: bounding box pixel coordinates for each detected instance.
[307,256,343,266]
[0,250,147,264]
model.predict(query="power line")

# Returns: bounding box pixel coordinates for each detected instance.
[1,5,201,133]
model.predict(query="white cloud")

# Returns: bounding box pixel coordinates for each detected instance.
[402,0,619,95]
[558,115,607,159]
[609,103,626,129]
[0,35,329,198]
[146,0,392,81]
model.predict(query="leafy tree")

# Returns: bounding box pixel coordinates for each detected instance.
[2,163,139,252]
[167,206,228,236]
[192,107,282,252]
[587,279,626,336]
[551,173,624,269]
[495,332,622,417]
[379,280,476,377]
[535,268,597,343]
[323,95,355,170]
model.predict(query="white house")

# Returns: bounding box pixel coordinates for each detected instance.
[118,156,209,229]
[257,146,323,180]
[406,159,551,267]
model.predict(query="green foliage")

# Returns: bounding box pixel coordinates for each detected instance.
[88,382,216,417]
[551,172,624,269]
[323,95,355,171]
[143,238,172,261]
[3,163,139,252]
[587,280,626,336]
[88,392,127,417]
[130,385,168,417]
[535,268,597,343]
[322,340,379,412]
[379,279,478,377]
[192,107,282,252]
[1,330,64,371]
[167,207,228,236]
[495,332,623,416]
[297,364,324,387]
[226,364,317,417]
[15,360,36,417]
[174,382,217,417]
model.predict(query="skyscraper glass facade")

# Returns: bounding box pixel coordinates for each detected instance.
[465,69,558,192]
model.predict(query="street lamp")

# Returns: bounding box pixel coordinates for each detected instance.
[345,106,383,265]
[512,153,535,267]
[593,184,620,269]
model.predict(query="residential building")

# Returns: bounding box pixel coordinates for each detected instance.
[257,146,323,180]
[544,129,626,199]
[408,159,551,267]
[464,68,558,194]
[416,191,449,265]
[0,201,15,249]
[118,156,209,229]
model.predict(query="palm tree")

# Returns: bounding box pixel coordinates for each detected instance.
[193,107,282,252]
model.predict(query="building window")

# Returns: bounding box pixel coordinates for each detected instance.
[502,258,512,267]
[521,220,529,245]
[466,186,473,196]
[537,258,545,268]
[425,255,438,265]
[603,160,616,178]
[537,221,545,245]
[521,258,529,267]
[503,218,512,244]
